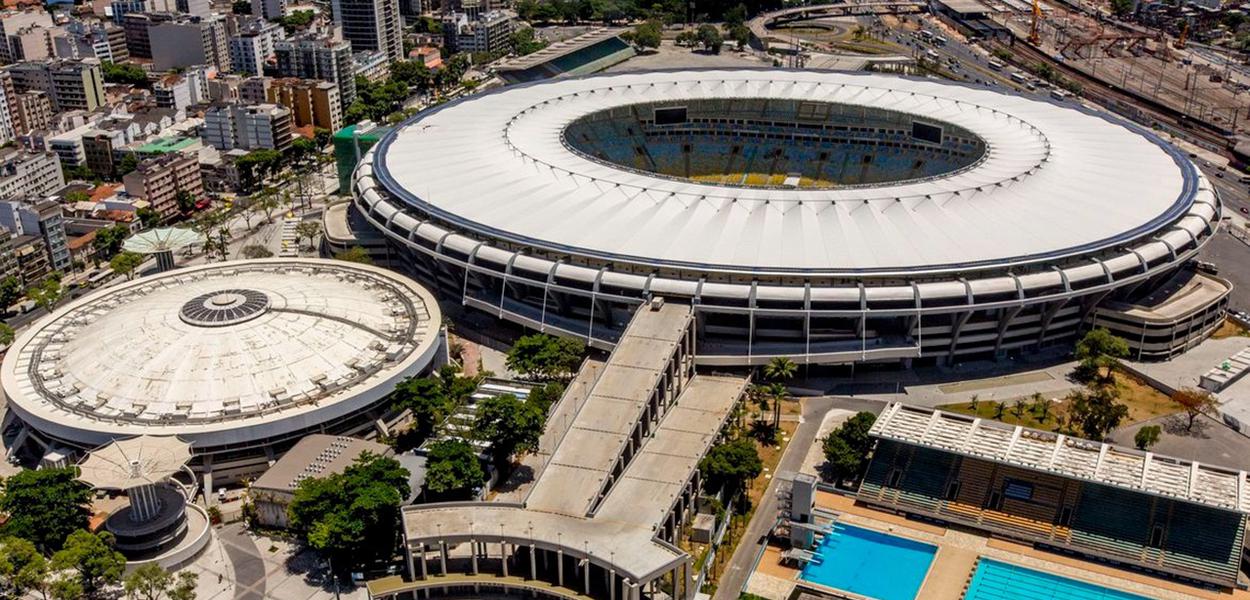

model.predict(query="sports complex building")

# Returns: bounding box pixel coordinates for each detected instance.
[349,69,1229,367]
[0,259,443,485]
[859,403,1249,588]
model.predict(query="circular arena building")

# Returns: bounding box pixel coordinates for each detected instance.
[1,259,442,483]
[350,69,1227,366]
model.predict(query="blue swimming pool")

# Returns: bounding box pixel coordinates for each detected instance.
[798,523,937,600]
[964,558,1152,600]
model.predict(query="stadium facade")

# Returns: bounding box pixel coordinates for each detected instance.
[350,69,1227,366]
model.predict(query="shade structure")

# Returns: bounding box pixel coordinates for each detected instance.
[122,228,205,254]
[78,435,192,490]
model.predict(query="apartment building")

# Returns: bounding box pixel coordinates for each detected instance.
[122,152,202,220]
[0,150,64,199]
[202,103,292,152]
[228,18,284,76]
[442,10,513,54]
[267,78,341,132]
[7,59,106,112]
[274,34,356,107]
[149,15,230,72]
[0,199,70,273]
[331,0,401,63]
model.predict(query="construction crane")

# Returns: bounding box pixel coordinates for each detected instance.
[1173,21,1188,49]
[1028,0,1042,45]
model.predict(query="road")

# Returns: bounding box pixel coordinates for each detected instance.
[711,396,886,600]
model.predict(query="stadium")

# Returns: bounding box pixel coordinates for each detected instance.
[0,259,443,484]
[351,69,1227,366]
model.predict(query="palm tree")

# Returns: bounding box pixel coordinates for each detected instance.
[1032,392,1050,423]
[767,381,786,430]
[993,401,1006,420]
[969,394,980,412]
[763,356,797,382]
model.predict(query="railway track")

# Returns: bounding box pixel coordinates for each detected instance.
[994,37,1232,152]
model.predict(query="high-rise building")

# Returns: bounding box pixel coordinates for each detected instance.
[442,10,513,54]
[7,59,106,112]
[0,199,70,273]
[228,18,284,75]
[53,22,128,63]
[153,67,210,111]
[250,0,285,21]
[202,103,292,152]
[0,149,65,199]
[122,152,202,220]
[331,0,401,63]
[0,11,54,64]
[149,15,230,72]
[267,78,341,133]
[273,34,355,108]
[13,90,52,135]
[121,12,175,59]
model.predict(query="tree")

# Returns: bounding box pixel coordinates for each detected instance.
[123,564,171,600]
[624,19,662,49]
[333,246,373,265]
[117,154,139,177]
[176,190,197,215]
[763,356,796,382]
[136,207,161,229]
[697,24,723,53]
[0,275,21,309]
[505,333,585,380]
[279,9,315,33]
[287,452,410,574]
[1066,385,1128,440]
[1110,0,1134,16]
[26,275,63,312]
[92,224,130,261]
[423,439,486,500]
[511,27,548,55]
[820,411,877,481]
[64,190,91,205]
[1031,392,1050,423]
[240,245,273,259]
[527,381,565,413]
[1074,328,1129,382]
[231,0,250,13]
[675,30,698,47]
[50,531,125,594]
[474,393,546,466]
[0,537,48,599]
[294,221,322,250]
[47,574,82,600]
[110,251,144,280]
[821,433,861,481]
[730,23,751,49]
[167,572,196,600]
[699,438,761,498]
[0,324,13,347]
[1171,387,1218,431]
[100,61,148,88]
[1134,425,1161,450]
[0,469,91,554]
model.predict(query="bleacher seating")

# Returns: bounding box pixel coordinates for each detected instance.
[856,442,1247,588]
[560,102,985,188]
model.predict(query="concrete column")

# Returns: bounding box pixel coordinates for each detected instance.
[405,543,415,581]
[501,542,509,577]
[610,571,617,600]
[557,549,564,587]
[529,545,537,580]
[419,546,428,579]
[583,560,590,594]
[470,538,478,575]
[439,542,447,576]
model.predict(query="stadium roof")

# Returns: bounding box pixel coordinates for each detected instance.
[374,69,1203,276]
[871,403,1250,514]
[1,259,441,448]
[497,27,626,71]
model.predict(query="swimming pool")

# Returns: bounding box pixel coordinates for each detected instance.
[798,523,937,600]
[964,558,1152,600]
